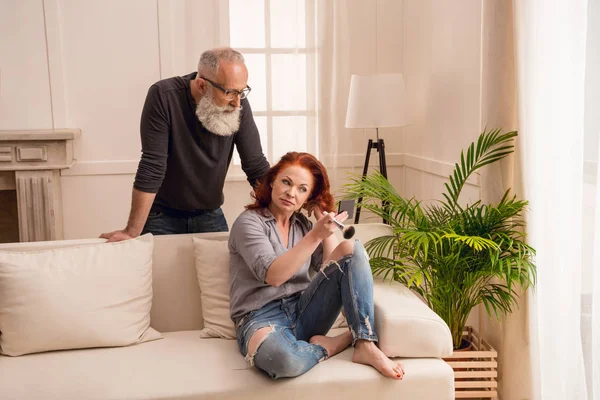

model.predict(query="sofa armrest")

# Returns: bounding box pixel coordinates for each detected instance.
[373,279,453,358]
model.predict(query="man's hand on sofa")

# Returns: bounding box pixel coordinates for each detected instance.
[99,189,156,242]
[99,229,135,243]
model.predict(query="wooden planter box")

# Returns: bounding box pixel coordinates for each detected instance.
[443,326,498,399]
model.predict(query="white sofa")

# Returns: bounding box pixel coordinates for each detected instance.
[0,224,455,400]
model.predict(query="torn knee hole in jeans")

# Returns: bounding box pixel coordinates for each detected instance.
[319,260,344,278]
[245,325,275,367]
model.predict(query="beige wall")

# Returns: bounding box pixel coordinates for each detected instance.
[401,0,484,339]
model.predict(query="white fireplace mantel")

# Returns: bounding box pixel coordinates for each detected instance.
[0,129,81,242]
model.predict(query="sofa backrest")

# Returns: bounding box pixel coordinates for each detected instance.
[150,222,393,333]
[0,223,393,334]
[149,231,228,332]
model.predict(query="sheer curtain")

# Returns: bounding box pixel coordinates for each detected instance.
[225,0,350,183]
[314,0,351,186]
[585,1,600,397]
[513,0,599,398]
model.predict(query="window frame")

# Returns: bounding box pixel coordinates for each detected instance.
[221,0,318,180]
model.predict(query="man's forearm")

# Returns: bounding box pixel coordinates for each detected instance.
[244,157,270,188]
[125,188,157,237]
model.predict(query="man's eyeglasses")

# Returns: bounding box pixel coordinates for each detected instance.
[201,76,251,101]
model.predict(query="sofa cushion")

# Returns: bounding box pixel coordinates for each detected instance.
[373,280,453,358]
[192,237,236,339]
[0,234,161,356]
[0,330,455,400]
[192,236,348,340]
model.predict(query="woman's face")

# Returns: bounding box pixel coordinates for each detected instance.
[270,165,314,214]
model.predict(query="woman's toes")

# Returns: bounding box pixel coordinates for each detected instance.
[393,364,404,378]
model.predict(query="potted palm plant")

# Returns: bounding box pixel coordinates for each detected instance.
[343,129,536,350]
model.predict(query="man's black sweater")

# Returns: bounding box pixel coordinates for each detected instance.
[133,72,269,212]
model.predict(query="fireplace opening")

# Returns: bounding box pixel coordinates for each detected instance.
[0,190,19,243]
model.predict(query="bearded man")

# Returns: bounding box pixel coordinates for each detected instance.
[100,48,269,241]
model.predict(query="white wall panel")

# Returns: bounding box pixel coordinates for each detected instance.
[55,0,160,161]
[61,174,133,239]
[404,0,482,163]
[0,0,53,129]
[62,175,254,239]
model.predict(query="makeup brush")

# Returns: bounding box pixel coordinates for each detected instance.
[322,211,356,240]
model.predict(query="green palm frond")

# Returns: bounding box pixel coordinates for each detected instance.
[441,233,500,252]
[343,128,536,349]
[424,204,452,226]
[442,129,517,212]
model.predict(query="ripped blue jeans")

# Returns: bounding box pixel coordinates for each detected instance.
[235,240,378,379]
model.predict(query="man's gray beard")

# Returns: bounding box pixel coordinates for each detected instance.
[195,90,242,137]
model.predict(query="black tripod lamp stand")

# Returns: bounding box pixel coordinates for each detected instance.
[345,73,407,224]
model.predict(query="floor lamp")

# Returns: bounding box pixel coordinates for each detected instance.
[345,73,408,224]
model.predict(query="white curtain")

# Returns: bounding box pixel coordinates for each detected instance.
[586,1,600,397]
[513,0,599,398]
[315,0,351,187]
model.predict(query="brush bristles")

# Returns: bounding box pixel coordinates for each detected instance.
[343,226,356,240]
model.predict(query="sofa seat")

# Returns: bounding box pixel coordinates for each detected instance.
[0,330,454,400]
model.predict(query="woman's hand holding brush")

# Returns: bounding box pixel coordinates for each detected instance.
[321,211,356,240]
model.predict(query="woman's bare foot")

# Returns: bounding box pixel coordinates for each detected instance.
[309,330,352,358]
[352,340,404,380]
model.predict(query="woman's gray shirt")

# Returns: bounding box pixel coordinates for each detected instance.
[228,209,323,324]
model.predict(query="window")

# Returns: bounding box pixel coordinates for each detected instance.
[223,0,317,178]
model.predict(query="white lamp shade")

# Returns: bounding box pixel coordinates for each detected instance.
[345,73,408,128]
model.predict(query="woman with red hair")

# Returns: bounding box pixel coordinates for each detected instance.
[228,152,404,380]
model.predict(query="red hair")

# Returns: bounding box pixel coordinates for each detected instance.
[247,152,334,213]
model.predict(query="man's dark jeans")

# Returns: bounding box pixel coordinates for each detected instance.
[141,206,228,235]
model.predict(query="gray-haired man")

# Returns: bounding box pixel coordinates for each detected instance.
[101,47,269,242]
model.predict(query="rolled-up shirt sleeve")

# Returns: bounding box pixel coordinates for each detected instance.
[230,212,277,283]
[134,84,170,193]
